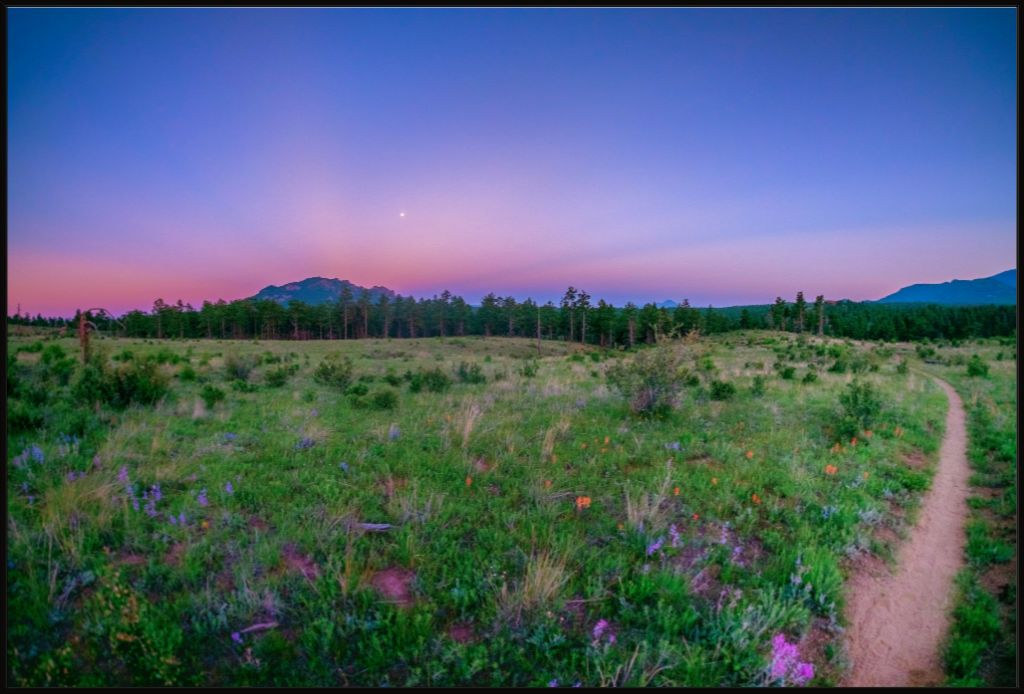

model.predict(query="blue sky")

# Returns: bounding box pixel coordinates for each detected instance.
[8,8,1017,315]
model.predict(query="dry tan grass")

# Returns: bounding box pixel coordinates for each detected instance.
[497,551,570,621]
[625,462,673,532]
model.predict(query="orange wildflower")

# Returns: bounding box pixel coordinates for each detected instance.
[674,486,681,496]
[863,471,870,480]
[201,520,210,529]
[745,450,754,460]
[864,430,873,439]
[465,476,473,487]
[575,496,591,510]
[692,513,700,521]
[604,436,610,445]
[581,443,588,449]
[751,493,762,505]
[825,464,838,475]
[544,480,552,489]
[711,477,718,486]
[850,437,858,447]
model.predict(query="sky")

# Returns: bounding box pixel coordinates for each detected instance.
[7,8,1017,317]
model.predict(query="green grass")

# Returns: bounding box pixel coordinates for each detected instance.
[911,339,1016,687]
[6,331,956,686]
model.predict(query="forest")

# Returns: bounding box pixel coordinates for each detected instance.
[7,288,1016,344]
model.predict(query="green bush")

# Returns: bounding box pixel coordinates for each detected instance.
[606,340,685,417]
[709,380,736,400]
[370,388,399,410]
[230,379,258,393]
[456,361,486,384]
[200,384,225,409]
[313,353,354,390]
[837,380,882,438]
[779,366,796,380]
[264,365,292,388]
[224,352,257,381]
[345,383,369,397]
[801,372,818,384]
[966,355,989,378]
[751,375,766,397]
[408,367,452,393]
[383,371,403,387]
[519,360,539,378]
[896,359,909,374]
[178,365,198,382]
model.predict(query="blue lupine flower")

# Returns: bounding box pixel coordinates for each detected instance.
[339,462,349,473]
[548,679,559,688]
[664,441,681,451]
[198,489,209,507]
[295,437,315,450]
[231,631,243,644]
[29,445,44,463]
[225,481,234,494]
[646,536,665,556]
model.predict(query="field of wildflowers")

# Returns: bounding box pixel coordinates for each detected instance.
[7,330,1005,686]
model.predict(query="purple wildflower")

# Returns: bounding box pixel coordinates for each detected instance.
[310,408,319,417]
[223,432,237,442]
[118,466,130,484]
[144,493,158,518]
[20,481,29,493]
[572,682,581,688]
[769,633,814,686]
[178,512,186,525]
[388,424,400,441]
[794,662,814,685]
[339,462,349,472]
[225,481,234,494]
[169,513,178,525]
[664,441,681,451]
[231,631,243,644]
[646,536,665,557]
[668,524,682,548]
[152,484,162,502]
[29,445,45,463]
[548,679,559,688]
[198,489,209,507]
[295,437,315,450]
[593,619,609,640]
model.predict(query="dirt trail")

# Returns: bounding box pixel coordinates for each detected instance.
[842,375,971,687]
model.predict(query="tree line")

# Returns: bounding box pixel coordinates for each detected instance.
[7,288,1016,344]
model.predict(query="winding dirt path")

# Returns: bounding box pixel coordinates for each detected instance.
[842,375,971,687]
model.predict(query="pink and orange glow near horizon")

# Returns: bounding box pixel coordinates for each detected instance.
[7,9,1016,317]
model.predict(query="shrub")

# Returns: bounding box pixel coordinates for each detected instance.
[153,348,182,365]
[779,366,796,380]
[837,380,882,438]
[709,380,736,400]
[966,355,989,378]
[230,379,258,393]
[313,353,354,390]
[178,365,198,382]
[751,375,766,397]
[264,365,291,388]
[200,384,225,409]
[456,361,486,384]
[519,360,539,378]
[896,359,909,374]
[408,367,452,393]
[224,352,257,381]
[383,371,403,387]
[19,341,44,354]
[345,383,369,397]
[370,388,399,410]
[606,339,685,417]
[801,372,818,384]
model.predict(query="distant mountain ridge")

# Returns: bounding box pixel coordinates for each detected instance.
[250,277,396,305]
[876,269,1015,305]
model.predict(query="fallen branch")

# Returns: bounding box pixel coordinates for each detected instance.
[240,621,279,634]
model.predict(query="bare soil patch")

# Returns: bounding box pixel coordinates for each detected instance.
[370,567,416,608]
[281,544,320,581]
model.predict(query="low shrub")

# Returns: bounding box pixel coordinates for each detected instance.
[709,380,736,400]
[313,353,354,390]
[200,384,225,409]
[456,361,486,384]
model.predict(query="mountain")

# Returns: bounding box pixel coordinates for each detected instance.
[877,269,1016,305]
[657,300,679,309]
[250,277,396,305]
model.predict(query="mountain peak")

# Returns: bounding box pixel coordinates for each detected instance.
[251,278,396,305]
[877,269,1015,305]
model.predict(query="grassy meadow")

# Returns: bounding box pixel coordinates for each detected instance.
[7,329,1009,686]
